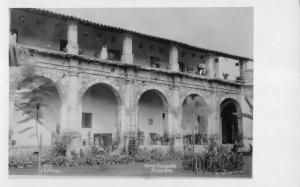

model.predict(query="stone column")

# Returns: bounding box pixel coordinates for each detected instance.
[60,59,81,132]
[207,93,220,142]
[214,57,220,78]
[169,44,179,71]
[168,86,183,152]
[121,33,134,64]
[206,54,217,78]
[66,21,79,55]
[239,60,247,81]
[120,69,137,151]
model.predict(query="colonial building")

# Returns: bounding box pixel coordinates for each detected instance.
[9,8,253,152]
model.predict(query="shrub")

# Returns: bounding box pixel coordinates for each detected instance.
[89,145,107,156]
[50,132,79,157]
[165,150,183,161]
[51,139,67,157]
[182,136,244,173]
[150,148,165,161]
[49,156,68,167]
[134,148,152,162]
[106,154,134,165]
[111,135,120,152]
[9,154,108,169]
[128,137,138,156]
[9,155,38,168]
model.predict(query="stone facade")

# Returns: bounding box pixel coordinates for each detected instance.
[9,8,253,152]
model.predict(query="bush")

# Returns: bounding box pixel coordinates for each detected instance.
[134,148,152,162]
[182,137,244,173]
[150,148,165,161]
[9,154,108,169]
[128,137,138,156]
[50,132,79,157]
[9,155,38,168]
[48,156,68,167]
[51,139,67,157]
[89,145,107,156]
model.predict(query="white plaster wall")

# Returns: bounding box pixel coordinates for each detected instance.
[138,91,167,145]
[219,57,240,80]
[81,84,118,141]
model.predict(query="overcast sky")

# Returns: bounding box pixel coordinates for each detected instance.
[48,8,253,58]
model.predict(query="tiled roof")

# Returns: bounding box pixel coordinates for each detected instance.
[14,8,253,61]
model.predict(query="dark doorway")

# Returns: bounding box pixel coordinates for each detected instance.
[221,100,239,144]
[60,39,67,52]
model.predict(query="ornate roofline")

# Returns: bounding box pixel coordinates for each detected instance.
[12,8,253,62]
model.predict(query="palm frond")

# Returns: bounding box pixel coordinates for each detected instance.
[244,96,253,109]
[18,116,33,124]
[18,126,33,134]
[242,113,253,120]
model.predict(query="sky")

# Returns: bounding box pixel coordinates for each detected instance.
[48,8,253,59]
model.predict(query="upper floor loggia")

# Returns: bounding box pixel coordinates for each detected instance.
[10,8,253,84]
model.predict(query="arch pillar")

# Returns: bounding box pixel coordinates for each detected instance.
[168,86,183,152]
[60,59,81,132]
[121,74,137,151]
[207,94,220,140]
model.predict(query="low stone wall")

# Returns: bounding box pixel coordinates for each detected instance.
[9,146,52,157]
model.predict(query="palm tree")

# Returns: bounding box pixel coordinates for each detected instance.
[14,66,55,173]
[10,34,55,173]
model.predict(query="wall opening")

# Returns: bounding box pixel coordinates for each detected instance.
[138,89,168,145]
[220,98,242,144]
[82,83,120,147]
[182,94,208,145]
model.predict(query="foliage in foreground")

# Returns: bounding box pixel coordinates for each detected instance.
[182,138,244,173]
[9,146,183,169]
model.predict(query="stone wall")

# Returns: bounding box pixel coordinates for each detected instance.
[9,45,253,150]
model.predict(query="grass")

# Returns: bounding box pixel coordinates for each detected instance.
[9,155,252,178]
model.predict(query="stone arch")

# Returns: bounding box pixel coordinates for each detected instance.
[180,90,210,107]
[136,85,169,108]
[81,82,122,147]
[78,79,122,107]
[137,88,169,145]
[219,97,242,144]
[16,75,63,100]
[181,94,209,145]
[10,67,65,101]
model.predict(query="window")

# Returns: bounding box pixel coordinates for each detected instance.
[82,112,92,128]
[150,56,160,68]
[108,49,121,61]
[60,39,67,52]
